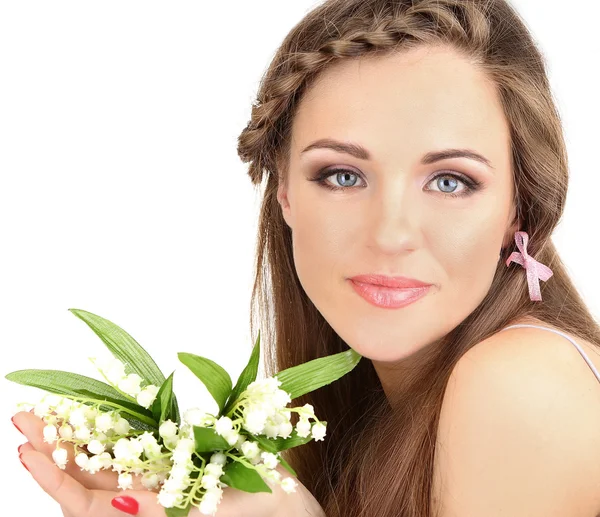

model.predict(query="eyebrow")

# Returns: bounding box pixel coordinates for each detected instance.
[300,138,495,170]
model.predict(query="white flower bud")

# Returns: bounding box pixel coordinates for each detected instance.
[75,452,89,469]
[87,439,105,455]
[311,422,327,441]
[142,472,160,489]
[113,417,130,435]
[59,424,74,440]
[214,416,233,436]
[104,359,127,385]
[95,412,114,432]
[295,417,311,438]
[52,448,68,469]
[68,408,87,428]
[204,463,223,478]
[159,420,178,439]
[210,452,227,465]
[278,421,293,438]
[118,472,133,490]
[200,474,219,490]
[260,451,279,469]
[43,424,58,444]
[240,440,259,459]
[74,425,91,441]
[136,385,159,408]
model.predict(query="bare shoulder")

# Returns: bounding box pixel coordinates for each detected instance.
[432,318,600,517]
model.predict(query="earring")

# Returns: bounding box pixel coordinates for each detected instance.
[505,231,553,301]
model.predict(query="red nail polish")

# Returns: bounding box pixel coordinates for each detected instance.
[19,454,30,473]
[111,496,139,515]
[11,417,24,435]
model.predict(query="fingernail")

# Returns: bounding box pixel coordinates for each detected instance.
[19,454,30,473]
[11,416,24,435]
[111,496,139,515]
[17,443,24,454]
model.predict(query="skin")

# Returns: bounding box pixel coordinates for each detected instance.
[277,44,520,405]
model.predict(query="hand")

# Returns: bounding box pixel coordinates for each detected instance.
[12,411,325,517]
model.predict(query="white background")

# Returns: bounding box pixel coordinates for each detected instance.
[1,1,598,514]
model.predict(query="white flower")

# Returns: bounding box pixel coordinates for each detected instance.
[58,424,74,440]
[87,439,105,455]
[272,389,292,409]
[75,452,89,469]
[74,425,91,441]
[158,490,182,508]
[43,424,58,444]
[260,451,279,469]
[85,454,104,474]
[311,422,327,441]
[113,417,130,435]
[278,421,293,439]
[68,408,87,428]
[223,429,240,447]
[199,499,218,516]
[301,403,315,418]
[281,477,298,494]
[243,408,267,434]
[52,448,68,469]
[159,420,178,439]
[118,473,133,490]
[204,463,224,478]
[240,440,259,459]
[200,474,219,490]
[136,385,159,408]
[295,417,311,438]
[183,407,214,427]
[214,416,233,436]
[95,412,114,432]
[118,373,143,396]
[141,472,160,490]
[210,452,227,465]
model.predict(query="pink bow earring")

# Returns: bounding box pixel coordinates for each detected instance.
[505,231,553,301]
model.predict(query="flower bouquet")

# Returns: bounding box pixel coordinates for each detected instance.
[6,308,362,516]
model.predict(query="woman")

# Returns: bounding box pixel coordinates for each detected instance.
[12,0,600,515]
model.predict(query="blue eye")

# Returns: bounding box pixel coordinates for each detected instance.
[309,168,481,198]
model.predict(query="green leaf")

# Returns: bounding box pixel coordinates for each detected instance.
[278,455,297,477]
[220,459,272,493]
[177,352,232,414]
[275,348,362,400]
[5,369,158,428]
[193,426,230,453]
[68,308,180,424]
[165,504,192,517]
[252,425,322,453]
[222,330,261,416]
[151,371,177,426]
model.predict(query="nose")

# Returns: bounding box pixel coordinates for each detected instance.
[366,181,422,255]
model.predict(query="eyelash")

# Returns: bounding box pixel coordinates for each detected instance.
[309,168,482,198]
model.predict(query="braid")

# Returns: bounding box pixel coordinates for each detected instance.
[237,0,493,185]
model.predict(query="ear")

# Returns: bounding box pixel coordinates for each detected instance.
[277,179,293,230]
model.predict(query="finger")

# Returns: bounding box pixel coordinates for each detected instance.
[20,449,163,516]
[12,411,149,492]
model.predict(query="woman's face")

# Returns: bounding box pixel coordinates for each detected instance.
[277,45,518,367]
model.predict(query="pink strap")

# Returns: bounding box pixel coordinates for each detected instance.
[505,231,553,301]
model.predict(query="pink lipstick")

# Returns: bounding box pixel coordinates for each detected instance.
[348,275,432,309]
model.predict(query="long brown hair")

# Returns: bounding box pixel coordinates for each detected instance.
[236,0,600,515]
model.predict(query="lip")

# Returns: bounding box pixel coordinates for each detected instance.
[349,280,431,309]
[349,274,432,289]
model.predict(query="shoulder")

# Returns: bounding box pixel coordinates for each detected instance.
[433,320,600,516]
